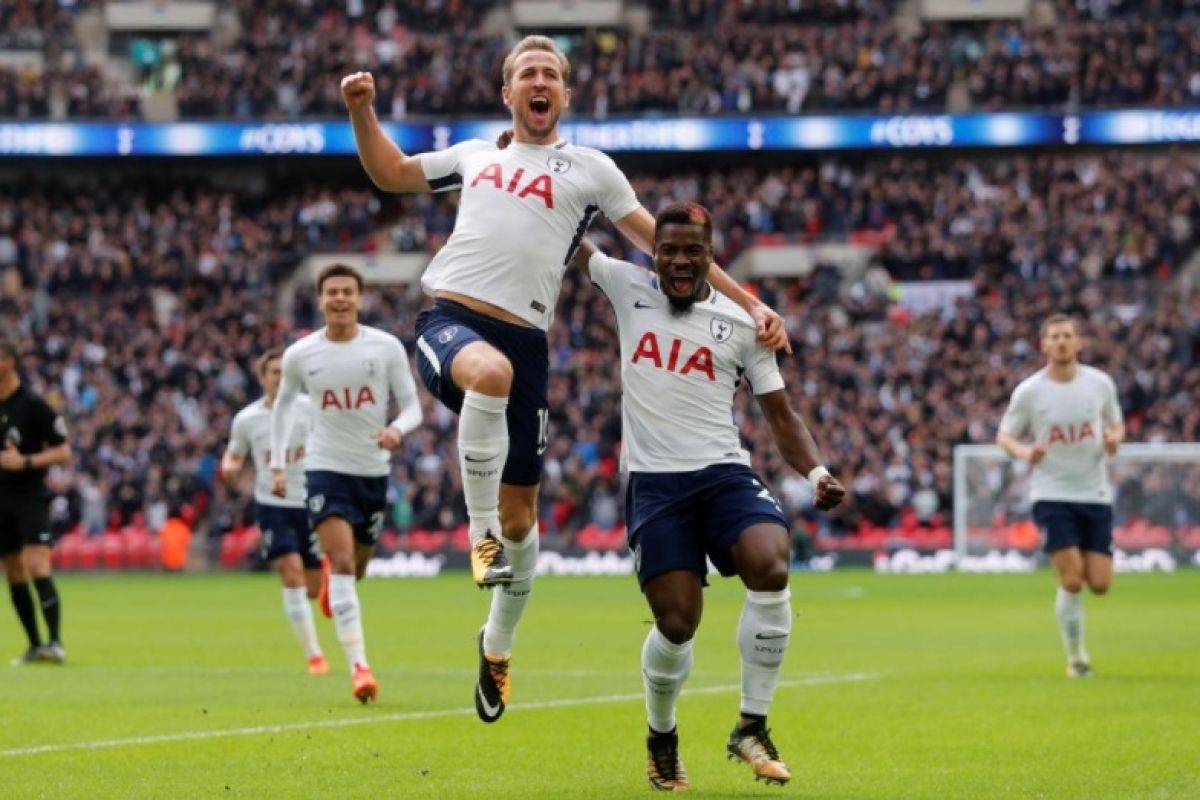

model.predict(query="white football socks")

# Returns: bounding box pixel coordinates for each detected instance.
[642,626,694,734]
[459,390,509,544]
[737,588,792,717]
[483,526,539,658]
[282,586,322,659]
[328,573,368,671]
[1055,586,1087,663]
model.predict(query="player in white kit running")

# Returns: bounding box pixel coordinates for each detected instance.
[221,350,328,677]
[269,263,423,703]
[341,35,789,724]
[997,313,1125,678]
[571,203,846,790]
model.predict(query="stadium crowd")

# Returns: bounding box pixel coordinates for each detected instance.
[5,1,1200,120]
[2,149,1198,556]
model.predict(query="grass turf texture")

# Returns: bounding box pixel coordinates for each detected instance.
[1,571,1197,799]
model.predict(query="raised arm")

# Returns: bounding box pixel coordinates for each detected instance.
[613,206,790,352]
[756,390,845,510]
[342,72,433,193]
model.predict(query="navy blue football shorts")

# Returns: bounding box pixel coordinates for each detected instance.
[257,503,321,568]
[1032,500,1114,556]
[625,463,790,588]
[414,299,549,486]
[304,470,389,547]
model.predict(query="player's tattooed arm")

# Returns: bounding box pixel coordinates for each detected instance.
[756,389,846,511]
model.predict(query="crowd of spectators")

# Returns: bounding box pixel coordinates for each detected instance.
[2,149,1198,558]
[6,1,1200,120]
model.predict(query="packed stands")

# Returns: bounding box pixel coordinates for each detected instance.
[5,1,1200,120]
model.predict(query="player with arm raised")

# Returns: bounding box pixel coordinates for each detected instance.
[570,203,846,790]
[997,313,1125,678]
[269,263,422,703]
[221,350,328,677]
[342,34,789,725]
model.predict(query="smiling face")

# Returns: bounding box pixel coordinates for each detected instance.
[502,49,571,144]
[654,222,713,315]
[318,275,361,328]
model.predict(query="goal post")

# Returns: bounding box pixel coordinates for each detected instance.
[953,443,1200,560]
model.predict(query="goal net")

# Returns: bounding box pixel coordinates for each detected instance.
[952,443,1200,560]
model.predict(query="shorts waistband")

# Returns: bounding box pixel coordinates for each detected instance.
[432,299,547,340]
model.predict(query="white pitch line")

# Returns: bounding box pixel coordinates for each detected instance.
[0,672,877,758]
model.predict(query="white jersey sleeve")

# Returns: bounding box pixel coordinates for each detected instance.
[268,346,305,471]
[386,336,422,435]
[740,339,785,396]
[1100,372,1123,426]
[998,381,1031,437]
[590,152,640,222]
[418,139,495,193]
[227,408,251,458]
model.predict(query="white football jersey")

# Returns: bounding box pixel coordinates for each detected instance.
[418,138,641,330]
[228,395,310,508]
[999,364,1123,503]
[271,325,422,477]
[588,253,785,473]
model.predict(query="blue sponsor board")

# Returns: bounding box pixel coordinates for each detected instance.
[0,109,1198,157]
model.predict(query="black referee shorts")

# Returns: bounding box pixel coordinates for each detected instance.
[0,499,54,556]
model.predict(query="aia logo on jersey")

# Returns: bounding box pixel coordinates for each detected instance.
[320,387,377,410]
[471,164,554,209]
[1048,422,1096,445]
[631,332,715,382]
[710,317,732,343]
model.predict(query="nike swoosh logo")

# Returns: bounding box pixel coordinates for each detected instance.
[464,454,496,463]
[754,633,788,641]
[477,685,502,718]
[633,300,657,309]
[307,368,322,375]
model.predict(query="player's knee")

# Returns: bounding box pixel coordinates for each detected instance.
[1088,579,1111,596]
[499,506,535,542]
[744,561,789,593]
[656,612,698,646]
[1059,575,1084,594]
[465,356,513,396]
[327,552,356,575]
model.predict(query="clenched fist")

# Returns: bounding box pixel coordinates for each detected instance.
[341,72,376,112]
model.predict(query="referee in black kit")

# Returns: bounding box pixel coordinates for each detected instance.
[0,338,71,665]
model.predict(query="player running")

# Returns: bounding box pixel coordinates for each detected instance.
[570,203,846,790]
[269,263,422,703]
[997,313,1124,678]
[341,34,789,724]
[222,350,328,677]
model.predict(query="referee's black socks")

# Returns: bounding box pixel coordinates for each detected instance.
[10,582,42,647]
[33,576,61,644]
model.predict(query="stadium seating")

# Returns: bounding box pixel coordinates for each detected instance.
[4,1,1200,120]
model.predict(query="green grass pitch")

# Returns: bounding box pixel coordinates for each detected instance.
[1,570,1197,799]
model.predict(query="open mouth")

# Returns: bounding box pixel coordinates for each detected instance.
[529,96,551,119]
[667,275,695,295]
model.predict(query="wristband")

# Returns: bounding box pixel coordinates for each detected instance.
[807,465,830,485]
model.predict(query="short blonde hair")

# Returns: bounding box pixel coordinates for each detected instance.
[1040,312,1079,338]
[502,35,570,86]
